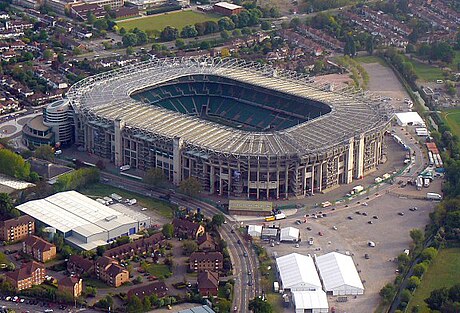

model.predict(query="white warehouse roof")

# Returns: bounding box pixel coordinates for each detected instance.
[292,291,328,312]
[276,253,322,291]
[280,227,300,242]
[395,112,425,126]
[247,225,263,237]
[214,2,242,10]
[315,252,364,295]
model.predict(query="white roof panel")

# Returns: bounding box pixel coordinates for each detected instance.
[276,253,322,290]
[292,291,328,310]
[316,252,364,292]
[280,227,300,241]
[214,2,242,10]
[395,112,425,126]
[248,225,263,237]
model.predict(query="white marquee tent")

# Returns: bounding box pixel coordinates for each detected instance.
[395,112,425,127]
[247,225,263,237]
[276,253,322,291]
[292,291,329,313]
[280,227,300,242]
[315,252,364,295]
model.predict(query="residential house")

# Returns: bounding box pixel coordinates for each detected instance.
[197,233,216,251]
[58,276,83,298]
[0,215,34,242]
[5,261,45,291]
[172,218,205,239]
[197,271,219,297]
[127,281,168,300]
[94,256,129,287]
[189,252,223,272]
[67,255,94,276]
[23,235,57,262]
[103,233,164,260]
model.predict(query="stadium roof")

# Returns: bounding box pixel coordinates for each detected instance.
[292,291,328,310]
[16,191,136,234]
[68,57,393,157]
[315,252,364,293]
[276,253,322,290]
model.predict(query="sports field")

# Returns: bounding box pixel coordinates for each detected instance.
[441,108,460,140]
[407,248,460,313]
[117,10,220,32]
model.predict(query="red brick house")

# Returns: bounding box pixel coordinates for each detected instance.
[127,281,168,300]
[189,252,223,272]
[67,255,94,276]
[172,218,205,239]
[5,261,45,291]
[197,271,219,297]
[197,233,216,251]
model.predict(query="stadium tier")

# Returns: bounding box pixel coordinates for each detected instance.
[67,57,393,199]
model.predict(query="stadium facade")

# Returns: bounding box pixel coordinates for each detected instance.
[66,57,393,199]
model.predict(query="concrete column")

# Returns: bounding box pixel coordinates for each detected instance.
[247,160,251,198]
[356,134,365,179]
[114,119,125,167]
[311,164,315,195]
[318,162,323,192]
[303,166,307,196]
[210,166,215,194]
[256,158,260,200]
[284,166,289,197]
[172,137,183,185]
[276,167,280,199]
[345,138,354,184]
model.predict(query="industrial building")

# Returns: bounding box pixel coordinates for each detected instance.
[213,2,243,16]
[63,58,391,200]
[16,191,151,250]
[315,252,364,295]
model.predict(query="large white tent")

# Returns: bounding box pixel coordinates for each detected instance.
[247,225,263,237]
[276,253,322,291]
[292,291,329,313]
[280,227,300,242]
[395,112,425,127]
[315,252,364,295]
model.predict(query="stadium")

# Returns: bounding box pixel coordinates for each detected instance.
[67,57,393,199]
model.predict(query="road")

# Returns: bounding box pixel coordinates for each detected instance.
[99,172,258,312]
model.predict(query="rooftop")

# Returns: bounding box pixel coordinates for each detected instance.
[214,2,242,10]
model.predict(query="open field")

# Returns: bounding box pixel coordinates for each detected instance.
[441,108,460,141]
[449,50,460,71]
[407,248,460,313]
[117,11,221,32]
[80,183,175,218]
[356,55,387,66]
[401,56,445,82]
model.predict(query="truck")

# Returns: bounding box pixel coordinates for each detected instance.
[426,192,442,200]
[416,176,423,191]
[351,185,364,195]
[275,213,286,220]
[119,165,131,171]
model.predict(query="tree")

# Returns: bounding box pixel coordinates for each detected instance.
[366,36,375,55]
[162,223,174,239]
[218,17,235,31]
[94,19,108,31]
[217,299,232,313]
[421,247,438,262]
[344,35,356,57]
[289,17,301,29]
[122,33,138,47]
[221,47,231,58]
[34,145,54,161]
[61,245,73,258]
[413,262,428,277]
[160,26,178,42]
[85,286,97,297]
[96,245,106,256]
[260,20,271,30]
[43,49,54,60]
[179,177,202,196]
[220,30,230,40]
[449,284,460,302]
[248,297,272,313]
[87,12,96,24]
[180,25,198,38]
[380,283,396,303]
[0,149,31,180]
[400,289,412,303]
[410,228,424,245]
[397,253,410,266]
[182,240,198,255]
[407,276,421,291]
[142,296,151,311]
[425,287,449,310]
[212,213,225,228]
[144,168,166,187]
[0,193,14,216]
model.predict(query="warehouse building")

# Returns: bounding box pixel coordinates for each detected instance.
[315,252,364,295]
[395,112,425,127]
[16,191,150,250]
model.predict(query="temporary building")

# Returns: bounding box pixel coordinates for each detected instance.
[276,253,322,291]
[315,252,364,295]
[292,290,329,313]
[395,112,425,127]
[280,227,300,242]
[247,225,263,237]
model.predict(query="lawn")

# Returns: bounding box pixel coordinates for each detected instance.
[80,183,175,218]
[449,50,460,71]
[356,55,387,66]
[442,108,460,141]
[84,278,111,289]
[117,10,221,33]
[142,263,171,278]
[407,248,460,313]
[402,56,445,82]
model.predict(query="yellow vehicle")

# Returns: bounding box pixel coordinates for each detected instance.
[265,215,276,222]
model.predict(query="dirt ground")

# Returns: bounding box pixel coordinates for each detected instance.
[263,193,434,313]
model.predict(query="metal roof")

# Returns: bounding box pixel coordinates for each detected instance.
[67,57,393,157]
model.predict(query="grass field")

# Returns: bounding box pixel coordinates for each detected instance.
[407,248,460,313]
[441,108,460,141]
[80,183,175,218]
[449,50,460,71]
[356,55,387,66]
[117,10,221,32]
[401,56,445,82]
[142,263,171,278]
